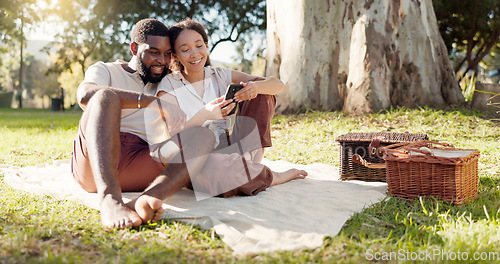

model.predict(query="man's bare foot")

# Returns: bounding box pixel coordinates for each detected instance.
[271,169,308,186]
[130,195,165,224]
[100,195,142,229]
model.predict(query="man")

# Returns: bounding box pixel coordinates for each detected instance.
[71,18,215,229]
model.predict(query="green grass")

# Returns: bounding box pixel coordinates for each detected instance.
[0,109,78,166]
[1,107,500,263]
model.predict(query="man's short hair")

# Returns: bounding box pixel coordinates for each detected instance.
[131,18,169,44]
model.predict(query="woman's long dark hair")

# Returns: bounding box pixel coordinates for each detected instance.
[169,18,212,72]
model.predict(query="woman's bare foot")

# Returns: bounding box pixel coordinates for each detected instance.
[271,169,308,186]
[100,195,142,229]
[129,195,165,224]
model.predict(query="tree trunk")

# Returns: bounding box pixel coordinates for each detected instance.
[266,0,464,114]
[18,24,24,109]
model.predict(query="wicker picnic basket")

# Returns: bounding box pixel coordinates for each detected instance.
[383,140,480,205]
[335,132,428,182]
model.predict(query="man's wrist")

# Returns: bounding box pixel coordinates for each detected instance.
[138,93,143,108]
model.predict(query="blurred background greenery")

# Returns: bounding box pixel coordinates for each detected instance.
[0,0,499,109]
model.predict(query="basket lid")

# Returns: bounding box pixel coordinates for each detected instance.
[335,132,428,143]
[383,140,480,165]
[409,148,477,159]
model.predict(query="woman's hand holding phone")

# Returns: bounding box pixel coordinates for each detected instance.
[203,96,235,120]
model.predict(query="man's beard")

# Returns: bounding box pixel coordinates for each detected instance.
[137,60,168,84]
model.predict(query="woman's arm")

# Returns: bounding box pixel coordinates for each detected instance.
[156,91,235,130]
[230,70,285,102]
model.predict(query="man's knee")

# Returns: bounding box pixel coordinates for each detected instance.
[82,89,121,120]
[89,89,121,107]
[79,89,121,131]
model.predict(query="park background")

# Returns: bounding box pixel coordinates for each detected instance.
[1,0,500,111]
[1,0,500,263]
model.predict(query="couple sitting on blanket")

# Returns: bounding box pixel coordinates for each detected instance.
[71,18,308,229]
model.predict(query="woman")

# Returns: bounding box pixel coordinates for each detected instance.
[160,18,285,161]
[154,18,307,198]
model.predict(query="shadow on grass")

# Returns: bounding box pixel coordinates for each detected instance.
[377,105,499,121]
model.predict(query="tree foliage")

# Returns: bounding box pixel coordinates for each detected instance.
[1,0,44,70]
[1,0,265,106]
[44,0,128,76]
[0,50,18,91]
[57,62,84,107]
[23,56,61,98]
[0,0,41,42]
[46,0,266,74]
[433,0,500,77]
[0,50,60,100]
[92,0,266,51]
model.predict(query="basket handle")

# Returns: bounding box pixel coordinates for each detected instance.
[352,154,386,169]
[404,140,454,149]
[400,140,454,155]
[368,138,400,155]
[381,141,414,150]
[368,138,382,155]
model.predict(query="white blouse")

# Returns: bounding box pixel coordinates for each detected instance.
[157,66,233,145]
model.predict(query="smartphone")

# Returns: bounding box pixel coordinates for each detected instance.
[224,84,244,100]
[222,84,244,115]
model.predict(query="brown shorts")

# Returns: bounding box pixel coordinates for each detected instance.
[71,125,165,193]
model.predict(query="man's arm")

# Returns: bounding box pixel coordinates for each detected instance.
[77,83,158,110]
[79,83,186,133]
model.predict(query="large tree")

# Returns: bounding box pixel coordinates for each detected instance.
[266,0,464,114]
[433,0,500,77]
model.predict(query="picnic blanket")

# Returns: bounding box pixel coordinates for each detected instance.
[0,159,387,255]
